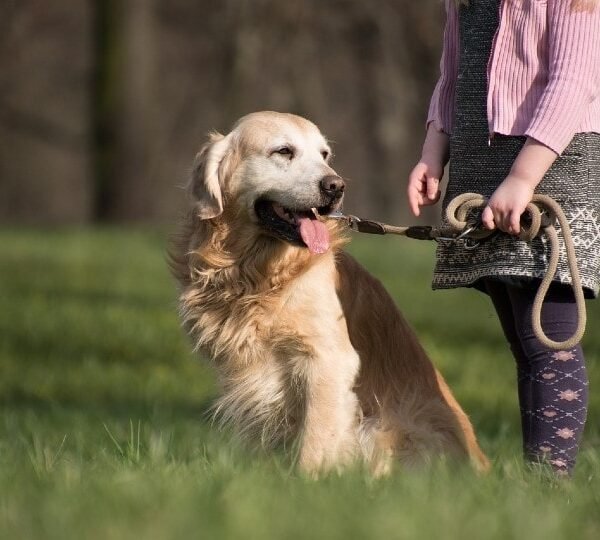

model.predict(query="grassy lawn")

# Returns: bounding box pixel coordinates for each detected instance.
[1,228,599,539]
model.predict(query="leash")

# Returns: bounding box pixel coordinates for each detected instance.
[326,193,586,350]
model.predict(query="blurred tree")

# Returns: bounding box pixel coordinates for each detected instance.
[0,0,94,225]
[0,0,445,225]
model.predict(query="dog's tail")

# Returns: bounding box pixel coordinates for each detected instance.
[357,387,490,476]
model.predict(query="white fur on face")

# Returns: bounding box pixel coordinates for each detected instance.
[227,113,338,218]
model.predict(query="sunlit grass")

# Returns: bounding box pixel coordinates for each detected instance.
[0,229,598,539]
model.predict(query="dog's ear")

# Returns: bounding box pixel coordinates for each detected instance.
[188,132,233,220]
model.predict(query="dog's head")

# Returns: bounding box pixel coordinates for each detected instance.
[188,111,345,254]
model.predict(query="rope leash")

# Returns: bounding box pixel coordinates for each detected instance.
[327,193,586,350]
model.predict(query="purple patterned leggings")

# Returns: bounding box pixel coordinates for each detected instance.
[485,280,589,475]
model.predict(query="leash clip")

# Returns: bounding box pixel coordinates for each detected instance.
[455,224,478,241]
[457,224,482,250]
[435,224,477,242]
[326,212,387,235]
[435,223,486,250]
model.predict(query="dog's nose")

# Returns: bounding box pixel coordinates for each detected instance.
[319,175,345,197]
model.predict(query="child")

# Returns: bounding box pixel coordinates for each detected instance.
[408,0,600,475]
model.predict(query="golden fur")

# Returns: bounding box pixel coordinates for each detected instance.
[170,111,489,475]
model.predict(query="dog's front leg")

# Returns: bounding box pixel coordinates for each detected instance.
[297,345,361,475]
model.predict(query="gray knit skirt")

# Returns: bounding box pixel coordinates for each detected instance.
[432,0,600,298]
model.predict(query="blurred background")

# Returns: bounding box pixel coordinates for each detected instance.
[2,4,600,536]
[0,0,446,225]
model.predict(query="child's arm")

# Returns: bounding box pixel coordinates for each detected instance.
[426,0,459,138]
[484,1,600,234]
[524,1,600,156]
[407,126,449,216]
[408,0,458,217]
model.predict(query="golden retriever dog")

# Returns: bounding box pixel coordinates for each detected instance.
[170,111,489,475]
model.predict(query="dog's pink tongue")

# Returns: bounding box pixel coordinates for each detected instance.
[297,215,330,254]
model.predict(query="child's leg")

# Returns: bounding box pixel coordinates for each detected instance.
[485,280,532,447]
[506,283,588,474]
[486,280,589,474]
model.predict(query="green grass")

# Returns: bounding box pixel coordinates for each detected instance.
[1,228,599,539]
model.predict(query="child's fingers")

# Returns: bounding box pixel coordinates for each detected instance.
[481,205,496,230]
[408,186,422,216]
[408,166,425,190]
[408,164,443,215]
[407,166,426,216]
[509,211,521,235]
[426,177,441,203]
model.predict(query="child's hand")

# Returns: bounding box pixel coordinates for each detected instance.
[481,137,558,235]
[481,175,535,235]
[407,126,449,216]
[407,160,444,217]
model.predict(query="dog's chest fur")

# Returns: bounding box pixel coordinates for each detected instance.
[179,248,358,446]
[182,252,337,358]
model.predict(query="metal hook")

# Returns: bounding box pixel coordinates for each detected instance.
[435,224,478,243]
[463,238,481,250]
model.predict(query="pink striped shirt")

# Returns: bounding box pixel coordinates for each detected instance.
[427,0,600,155]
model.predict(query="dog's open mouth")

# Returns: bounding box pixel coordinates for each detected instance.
[254,200,337,254]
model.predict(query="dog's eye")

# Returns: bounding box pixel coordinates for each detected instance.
[274,146,294,158]
[321,150,330,160]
